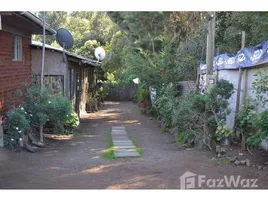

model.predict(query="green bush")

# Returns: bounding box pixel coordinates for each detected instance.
[247,110,268,147]
[3,84,77,148]
[155,79,234,148]
[64,112,80,133]
[3,107,29,149]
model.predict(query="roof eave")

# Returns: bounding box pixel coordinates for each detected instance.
[20,12,56,35]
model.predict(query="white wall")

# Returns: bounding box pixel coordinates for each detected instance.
[218,64,268,128]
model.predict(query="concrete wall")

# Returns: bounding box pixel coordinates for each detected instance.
[217,64,268,128]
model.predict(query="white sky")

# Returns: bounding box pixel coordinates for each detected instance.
[2,0,268,11]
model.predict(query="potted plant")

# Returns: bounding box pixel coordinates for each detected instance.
[138,88,149,113]
[215,119,233,146]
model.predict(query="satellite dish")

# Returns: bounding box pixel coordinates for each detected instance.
[94,47,106,62]
[56,28,74,50]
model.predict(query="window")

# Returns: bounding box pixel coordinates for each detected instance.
[12,36,22,61]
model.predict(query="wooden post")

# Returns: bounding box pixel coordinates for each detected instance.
[234,31,246,125]
[40,11,46,143]
[206,11,216,93]
[0,116,4,147]
[201,11,216,149]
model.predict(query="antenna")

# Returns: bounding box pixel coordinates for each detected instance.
[94,47,106,64]
[56,28,74,62]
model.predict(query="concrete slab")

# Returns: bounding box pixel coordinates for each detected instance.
[111,126,140,158]
[114,151,140,157]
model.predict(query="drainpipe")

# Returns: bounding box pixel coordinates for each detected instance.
[20,11,56,35]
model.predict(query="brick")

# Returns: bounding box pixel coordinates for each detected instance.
[0,30,32,115]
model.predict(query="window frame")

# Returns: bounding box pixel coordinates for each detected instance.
[12,35,22,61]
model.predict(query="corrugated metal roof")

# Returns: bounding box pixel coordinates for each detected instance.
[31,41,101,67]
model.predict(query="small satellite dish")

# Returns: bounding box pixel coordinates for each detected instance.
[56,28,74,50]
[94,47,106,62]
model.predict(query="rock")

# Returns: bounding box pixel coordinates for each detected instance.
[18,139,24,147]
[217,153,222,158]
[263,167,267,170]
[24,143,36,153]
[264,162,268,165]
[32,141,45,147]
[240,160,246,165]
[260,152,267,157]
[234,160,241,166]
[149,117,153,120]
[258,165,263,170]
[245,159,251,167]
[238,153,244,156]
[229,156,237,162]
[216,145,221,153]
[220,147,227,154]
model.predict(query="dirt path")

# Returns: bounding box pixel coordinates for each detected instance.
[0,101,268,189]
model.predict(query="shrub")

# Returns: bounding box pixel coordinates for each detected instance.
[247,110,268,147]
[156,79,234,149]
[64,112,80,133]
[3,84,77,149]
[2,106,29,149]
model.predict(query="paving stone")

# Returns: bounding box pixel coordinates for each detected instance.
[114,145,136,149]
[114,151,140,157]
[111,126,140,158]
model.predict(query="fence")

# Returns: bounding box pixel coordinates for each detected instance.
[105,83,138,101]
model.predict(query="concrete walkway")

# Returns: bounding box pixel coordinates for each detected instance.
[111,126,140,158]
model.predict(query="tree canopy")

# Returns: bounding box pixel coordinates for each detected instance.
[32,11,268,85]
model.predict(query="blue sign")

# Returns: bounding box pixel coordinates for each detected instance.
[200,40,268,71]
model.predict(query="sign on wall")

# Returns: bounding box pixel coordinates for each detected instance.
[200,40,268,71]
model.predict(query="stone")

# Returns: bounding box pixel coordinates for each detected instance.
[216,145,221,153]
[240,160,246,165]
[264,162,268,165]
[114,151,140,158]
[220,147,227,154]
[238,153,244,156]
[257,165,263,170]
[229,156,237,162]
[234,160,241,166]
[111,126,140,158]
[245,159,251,167]
[149,117,153,120]
[217,153,222,158]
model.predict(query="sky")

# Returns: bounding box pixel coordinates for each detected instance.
[2,0,268,11]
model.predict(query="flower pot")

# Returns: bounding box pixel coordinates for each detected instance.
[220,136,231,146]
[140,102,146,108]
[140,102,147,113]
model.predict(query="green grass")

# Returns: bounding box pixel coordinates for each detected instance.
[129,136,144,155]
[103,134,115,160]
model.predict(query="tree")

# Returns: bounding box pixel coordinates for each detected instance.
[32,11,68,45]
